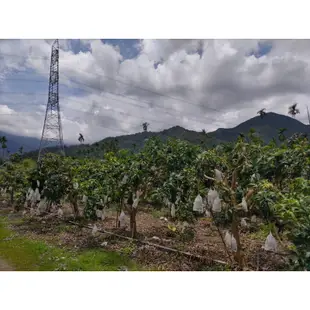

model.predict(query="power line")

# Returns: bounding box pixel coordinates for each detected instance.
[0,101,215,142]
[0,101,206,131]
[0,51,223,133]
[0,108,211,151]
[61,64,217,111]
[1,76,168,109]
[0,49,205,97]
[0,90,219,129]
[0,48,217,150]
[0,111,129,136]
[0,63,222,125]
[0,51,219,111]
[0,77,48,83]
[2,75,217,118]
[59,75,220,125]
[0,110,129,142]
[61,74,220,120]
[0,52,50,60]
[0,76,220,125]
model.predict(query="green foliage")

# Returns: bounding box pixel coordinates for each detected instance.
[3,131,310,270]
[39,154,74,204]
[0,158,37,208]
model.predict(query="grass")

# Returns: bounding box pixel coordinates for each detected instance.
[0,215,139,271]
[151,208,165,219]
[248,223,274,240]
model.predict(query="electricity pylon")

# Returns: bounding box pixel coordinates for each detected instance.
[38,39,65,162]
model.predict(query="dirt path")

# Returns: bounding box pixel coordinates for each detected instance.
[0,257,14,271]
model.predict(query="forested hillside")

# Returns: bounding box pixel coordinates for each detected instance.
[19,112,310,159]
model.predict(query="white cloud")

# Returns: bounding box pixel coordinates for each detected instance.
[0,104,15,114]
[140,39,201,62]
[0,39,310,146]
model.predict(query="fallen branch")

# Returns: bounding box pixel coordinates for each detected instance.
[10,207,290,267]
[68,221,229,266]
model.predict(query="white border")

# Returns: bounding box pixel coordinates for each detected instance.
[1,0,310,38]
[0,272,308,309]
[1,1,310,310]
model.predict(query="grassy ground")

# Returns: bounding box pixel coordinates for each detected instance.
[0,215,138,271]
[0,205,289,271]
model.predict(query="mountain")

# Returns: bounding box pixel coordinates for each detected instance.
[2,112,310,159]
[0,131,41,155]
[90,112,309,151]
[210,112,310,144]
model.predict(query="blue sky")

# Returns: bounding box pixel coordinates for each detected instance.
[103,39,141,59]
[69,39,141,59]
[0,39,142,105]
[0,39,273,100]
[251,41,272,58]
[1,39,309,145]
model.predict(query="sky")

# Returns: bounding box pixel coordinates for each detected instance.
[0,39,310,145]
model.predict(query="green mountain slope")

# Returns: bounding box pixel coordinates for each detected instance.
[15,112,310,159]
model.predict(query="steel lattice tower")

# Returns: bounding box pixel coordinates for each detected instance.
[38,39,65,162]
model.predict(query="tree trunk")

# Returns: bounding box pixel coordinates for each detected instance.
[46,201,51,213]
[231,212,244,270]
[116,199,122,228]
[130,208,137,238]
[115,211,120,227]
[10,189,14,206]
[210,208,233,265]
[72,198,80,218]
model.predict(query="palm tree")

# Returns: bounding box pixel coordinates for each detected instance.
[142,122,150,132]
[78,133,84,144]
[288,103,300,118]
[0,136,7,159]
[257,108,267,119]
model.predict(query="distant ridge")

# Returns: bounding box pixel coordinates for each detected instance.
[1,112,309,158]
[0,131,41,154]
[210,112,309,144]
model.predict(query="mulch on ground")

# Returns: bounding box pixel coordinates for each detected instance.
[1,205,290,271]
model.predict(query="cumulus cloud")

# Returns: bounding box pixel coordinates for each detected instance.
[0,39,310,145]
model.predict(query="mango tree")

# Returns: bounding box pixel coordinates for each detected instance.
[122,157,146,238]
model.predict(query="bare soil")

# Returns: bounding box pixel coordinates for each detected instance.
[1,205,290,271]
